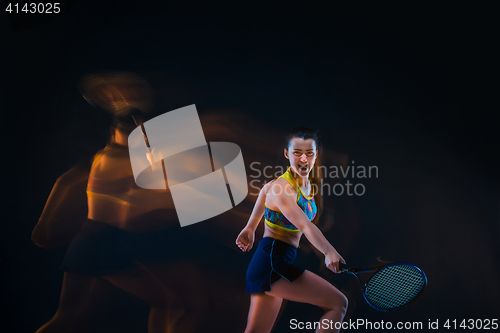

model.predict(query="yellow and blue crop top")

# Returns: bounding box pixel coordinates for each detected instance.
[264,167,317,232]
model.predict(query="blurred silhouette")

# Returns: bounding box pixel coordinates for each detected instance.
[32,71,360,332]
[32,152,115,333]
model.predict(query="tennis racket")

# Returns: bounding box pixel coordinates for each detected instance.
[339,262,427,312]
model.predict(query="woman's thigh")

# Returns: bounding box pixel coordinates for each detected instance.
[245,293,283,333]
[102,261,205,308]
[265,270,347,311]
[57,272,111,312]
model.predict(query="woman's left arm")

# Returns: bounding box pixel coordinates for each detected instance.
[272,182,346,273]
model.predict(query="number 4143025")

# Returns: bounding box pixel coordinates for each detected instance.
[6,3,61,14]
[444,319,498,330]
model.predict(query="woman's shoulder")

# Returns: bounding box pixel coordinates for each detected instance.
[267,177,297,198]
[261,178,277,192]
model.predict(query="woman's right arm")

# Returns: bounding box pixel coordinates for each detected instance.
[244,181,271,232]
[32,159,91,248]
[235,180,274,251]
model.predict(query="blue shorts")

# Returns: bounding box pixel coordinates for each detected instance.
[245,237,305,293]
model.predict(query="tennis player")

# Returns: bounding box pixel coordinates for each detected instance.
[236,127,348,333]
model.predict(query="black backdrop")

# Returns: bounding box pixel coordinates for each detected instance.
[2,2,499,332]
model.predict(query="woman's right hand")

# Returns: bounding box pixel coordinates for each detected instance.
[236,227,255,252]
[324,248,346,273]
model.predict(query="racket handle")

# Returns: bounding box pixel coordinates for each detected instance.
[339,262,349,272]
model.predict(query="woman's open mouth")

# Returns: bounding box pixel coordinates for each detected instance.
[298,163,308,171]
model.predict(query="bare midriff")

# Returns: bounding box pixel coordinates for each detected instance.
[263,224,302,248]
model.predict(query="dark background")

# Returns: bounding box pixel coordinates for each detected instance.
[2,1,498,332]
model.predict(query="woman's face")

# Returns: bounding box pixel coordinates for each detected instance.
[284,137,317,178]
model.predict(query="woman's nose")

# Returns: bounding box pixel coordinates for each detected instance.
[300,154,307,161]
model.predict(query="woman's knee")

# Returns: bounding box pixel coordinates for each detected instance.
[323,292,348,314]
[339,294,349,313]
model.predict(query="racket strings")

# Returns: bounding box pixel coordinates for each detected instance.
[365,264,425,310]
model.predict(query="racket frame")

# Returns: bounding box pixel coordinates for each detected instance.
[342,261,427,312]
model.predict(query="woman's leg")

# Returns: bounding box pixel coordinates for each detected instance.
[244,292,284,333]
[36,272,111,333]
[265,270,348,333]
[103,261,213,333]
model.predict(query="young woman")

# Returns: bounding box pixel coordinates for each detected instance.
[236,127,348,333]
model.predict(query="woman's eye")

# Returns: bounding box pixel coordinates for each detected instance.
[293,152,314,156]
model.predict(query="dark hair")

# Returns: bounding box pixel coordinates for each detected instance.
[284,126,322,154]
[284,126,323,225]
